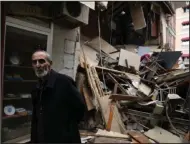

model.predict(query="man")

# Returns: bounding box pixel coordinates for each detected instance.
[30,50,85,143]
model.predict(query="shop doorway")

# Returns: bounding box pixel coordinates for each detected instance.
[1,16,52,142]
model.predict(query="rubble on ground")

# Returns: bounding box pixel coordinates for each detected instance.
[76,44,190,143]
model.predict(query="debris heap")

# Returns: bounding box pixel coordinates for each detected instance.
[76,44,190,143]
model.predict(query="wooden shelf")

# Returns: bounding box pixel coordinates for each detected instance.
[4,80,37,83]
[3,114,31,120]
[4,65,33,69]
[3,134,30,144]
[4,97,31,100]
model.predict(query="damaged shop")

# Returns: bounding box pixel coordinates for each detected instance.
[0,1,92,143]
[0,1,189,143]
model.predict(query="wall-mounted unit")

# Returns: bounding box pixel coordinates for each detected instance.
[51,2,89,29]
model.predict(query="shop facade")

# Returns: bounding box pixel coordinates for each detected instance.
[0,2,90,142]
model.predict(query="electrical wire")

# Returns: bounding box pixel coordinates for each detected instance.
[97,10,107,95]
[97,2,114,94]
[109,2,114,45]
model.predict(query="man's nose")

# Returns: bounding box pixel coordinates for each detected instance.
[36,61,40,67]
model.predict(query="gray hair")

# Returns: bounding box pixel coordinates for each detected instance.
[32,50,52,64]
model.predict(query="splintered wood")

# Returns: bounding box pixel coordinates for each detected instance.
[83,85,95,111]
[128,131,151,143]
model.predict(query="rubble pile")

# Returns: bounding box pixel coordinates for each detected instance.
[76,46,190,143]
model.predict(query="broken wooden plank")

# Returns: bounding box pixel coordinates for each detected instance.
[91,66,104,97]
[184,132,190,142]
[87,65,106,124]
[82,85,95,111]
[131,138,140,143]
[109,94,142,102]
[75,72,95,111]
[106,102,115,131]
[128,131,151,143]
[81,44,106,125]
[95,66,140,81]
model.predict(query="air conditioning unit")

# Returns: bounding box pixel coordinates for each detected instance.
[52,2,89,29]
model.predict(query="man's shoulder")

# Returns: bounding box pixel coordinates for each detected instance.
[55,71,75,85]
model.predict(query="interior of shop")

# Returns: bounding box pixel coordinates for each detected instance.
[2,25,47,142]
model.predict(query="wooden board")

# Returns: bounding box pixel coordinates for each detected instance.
[130,3,146,30]
[83,85,95,111]
[118,49,140,70]
[128,131,151,143]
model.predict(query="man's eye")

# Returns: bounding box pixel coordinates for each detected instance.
[38,59,46,64]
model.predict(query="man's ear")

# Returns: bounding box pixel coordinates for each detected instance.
[50,61,53,65]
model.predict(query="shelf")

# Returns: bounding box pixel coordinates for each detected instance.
[3,114,31,120]
[3,134,30,144]
[4,97,31,100]
[4,80,37,83]
[4,65,33,69]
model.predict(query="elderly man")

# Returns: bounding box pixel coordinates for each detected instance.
[30,50,85,143]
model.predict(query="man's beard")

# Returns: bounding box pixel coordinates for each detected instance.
[34,68,49,78]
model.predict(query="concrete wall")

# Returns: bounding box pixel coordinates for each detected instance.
[52,25,80,80]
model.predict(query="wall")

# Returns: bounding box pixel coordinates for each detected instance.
[52,25,80,80]
[175,7,189,54]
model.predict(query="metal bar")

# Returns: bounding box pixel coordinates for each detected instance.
[108,73,128,94]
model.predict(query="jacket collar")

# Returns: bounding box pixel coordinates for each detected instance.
[36,69,57,89]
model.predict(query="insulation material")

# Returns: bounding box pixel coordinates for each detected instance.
[130,4,146,30]
[81,45,99,66]
[118,49,140,70]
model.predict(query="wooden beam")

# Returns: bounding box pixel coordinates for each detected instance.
[128,131,151,143]
[109,94,142,102]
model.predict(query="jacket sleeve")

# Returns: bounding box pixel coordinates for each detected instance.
[68,79,86,123]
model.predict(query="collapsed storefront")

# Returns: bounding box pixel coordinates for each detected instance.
[76,1,190,143]
[0,1,188,143]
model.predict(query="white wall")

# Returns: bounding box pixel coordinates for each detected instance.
[175,7,189,54]
[52,25,80,80]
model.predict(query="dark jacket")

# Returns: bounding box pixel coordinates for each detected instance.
[31,70,85,143]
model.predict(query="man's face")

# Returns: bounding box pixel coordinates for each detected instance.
[32,52,51,78]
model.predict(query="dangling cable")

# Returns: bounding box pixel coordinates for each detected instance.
[98,9,107,94]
